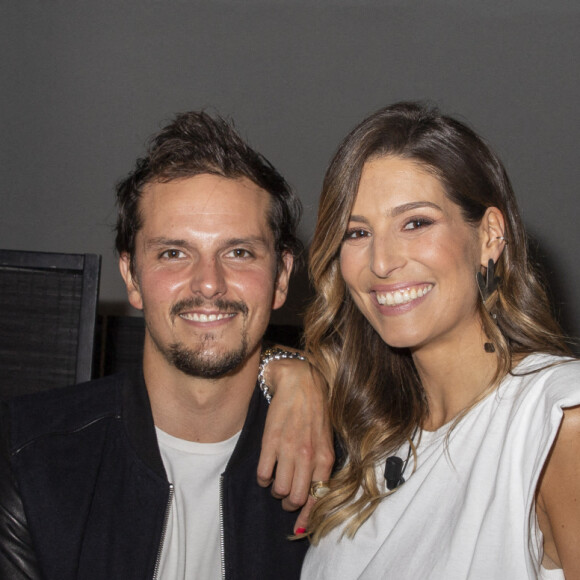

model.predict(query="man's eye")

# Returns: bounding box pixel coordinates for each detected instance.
[161,249,185,259]
[229,248,251,259]
[343,228,370,240]
[403,218,433,231]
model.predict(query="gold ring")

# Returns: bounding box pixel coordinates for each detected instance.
[310,480,330,500]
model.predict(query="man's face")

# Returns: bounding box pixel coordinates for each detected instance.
[119,174,292,379]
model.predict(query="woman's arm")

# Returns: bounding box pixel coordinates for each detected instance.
[257,350,334,532]
[536,405,580,578]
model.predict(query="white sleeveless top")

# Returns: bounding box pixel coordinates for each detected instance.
[302,354,580,579]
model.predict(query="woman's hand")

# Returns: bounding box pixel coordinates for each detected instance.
[257,353,334,533]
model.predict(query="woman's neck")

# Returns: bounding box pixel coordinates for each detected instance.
[411,327,500,431]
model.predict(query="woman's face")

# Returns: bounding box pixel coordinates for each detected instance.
[339,155,488,353]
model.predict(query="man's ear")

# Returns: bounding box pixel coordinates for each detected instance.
[272,252,294,311]
[119,253,144,311]
[479,207,507,267]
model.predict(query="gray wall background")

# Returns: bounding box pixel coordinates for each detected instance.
[1,0,579,343]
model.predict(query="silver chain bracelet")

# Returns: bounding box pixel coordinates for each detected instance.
[258,347,307,404]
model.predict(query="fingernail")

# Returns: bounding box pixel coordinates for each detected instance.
[295,527,307,534]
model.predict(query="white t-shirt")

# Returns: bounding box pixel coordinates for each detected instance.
[155,427,240,580]
[302,354,580,579]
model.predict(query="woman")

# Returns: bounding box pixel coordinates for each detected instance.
[267,102,580,578]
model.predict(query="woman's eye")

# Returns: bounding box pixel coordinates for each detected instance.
[343,228,370,240]
[403,218,433,231]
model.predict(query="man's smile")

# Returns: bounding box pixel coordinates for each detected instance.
[179,312,237,323]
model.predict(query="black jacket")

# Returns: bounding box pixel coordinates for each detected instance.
[0,371,308,579]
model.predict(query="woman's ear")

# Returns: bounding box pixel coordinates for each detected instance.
[479,207,507,267]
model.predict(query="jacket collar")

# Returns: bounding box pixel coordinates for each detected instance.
[225,386,268,472]
[121,368,167,478]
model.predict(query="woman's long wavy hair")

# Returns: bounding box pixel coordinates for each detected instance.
[304,102,572,542]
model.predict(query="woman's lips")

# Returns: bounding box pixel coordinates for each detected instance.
[375,284,433,306]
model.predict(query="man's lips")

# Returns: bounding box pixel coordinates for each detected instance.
[170,297,249,321]
[178,312,237,323]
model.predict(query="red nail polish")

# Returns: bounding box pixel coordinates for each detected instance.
[295,527,307,534]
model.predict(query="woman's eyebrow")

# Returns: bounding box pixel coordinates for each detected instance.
[347,214,369,225]
[389,201,442,217]
[348,201,443,223]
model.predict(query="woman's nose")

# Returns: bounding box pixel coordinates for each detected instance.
[370,236,405,278]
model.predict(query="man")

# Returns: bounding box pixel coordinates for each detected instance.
[0,112,330,579]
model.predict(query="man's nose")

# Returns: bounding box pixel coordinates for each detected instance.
[189,258,227,298]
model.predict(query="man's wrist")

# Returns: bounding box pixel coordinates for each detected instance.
[258,347,307,403]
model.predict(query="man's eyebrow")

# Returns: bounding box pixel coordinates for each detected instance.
[145,236,271,249]
[224,236,270,247]
[348,201,443,222]
[145,237,189,249]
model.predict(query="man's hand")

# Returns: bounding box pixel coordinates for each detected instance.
[257,357,334,533]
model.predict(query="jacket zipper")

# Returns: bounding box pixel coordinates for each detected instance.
[152,483,174,580]
[219,474,226,580]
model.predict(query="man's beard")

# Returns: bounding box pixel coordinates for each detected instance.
[168,333,248,378]
[164,297,250,379]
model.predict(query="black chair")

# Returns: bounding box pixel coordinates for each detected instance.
[97,314,146,377]
[0,249,101,399]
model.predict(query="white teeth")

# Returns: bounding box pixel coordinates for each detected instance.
[376,284,433,306]
[180,312,235,322]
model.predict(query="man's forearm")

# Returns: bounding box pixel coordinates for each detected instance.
[0,416,42,579]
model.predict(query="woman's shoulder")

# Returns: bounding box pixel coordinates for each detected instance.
[514,352,578,373]
[506,352,580,410]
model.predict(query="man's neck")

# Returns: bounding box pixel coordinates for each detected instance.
[142,343,260,443]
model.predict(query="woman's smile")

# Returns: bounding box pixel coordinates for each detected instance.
[375,283,433,306]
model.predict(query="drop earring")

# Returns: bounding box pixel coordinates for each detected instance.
[476,258,501,303]
[476,258,501,353]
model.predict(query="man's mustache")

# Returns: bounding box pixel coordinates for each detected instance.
[170,297,249,317]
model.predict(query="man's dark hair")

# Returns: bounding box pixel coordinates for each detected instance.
[115,111,303,269]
